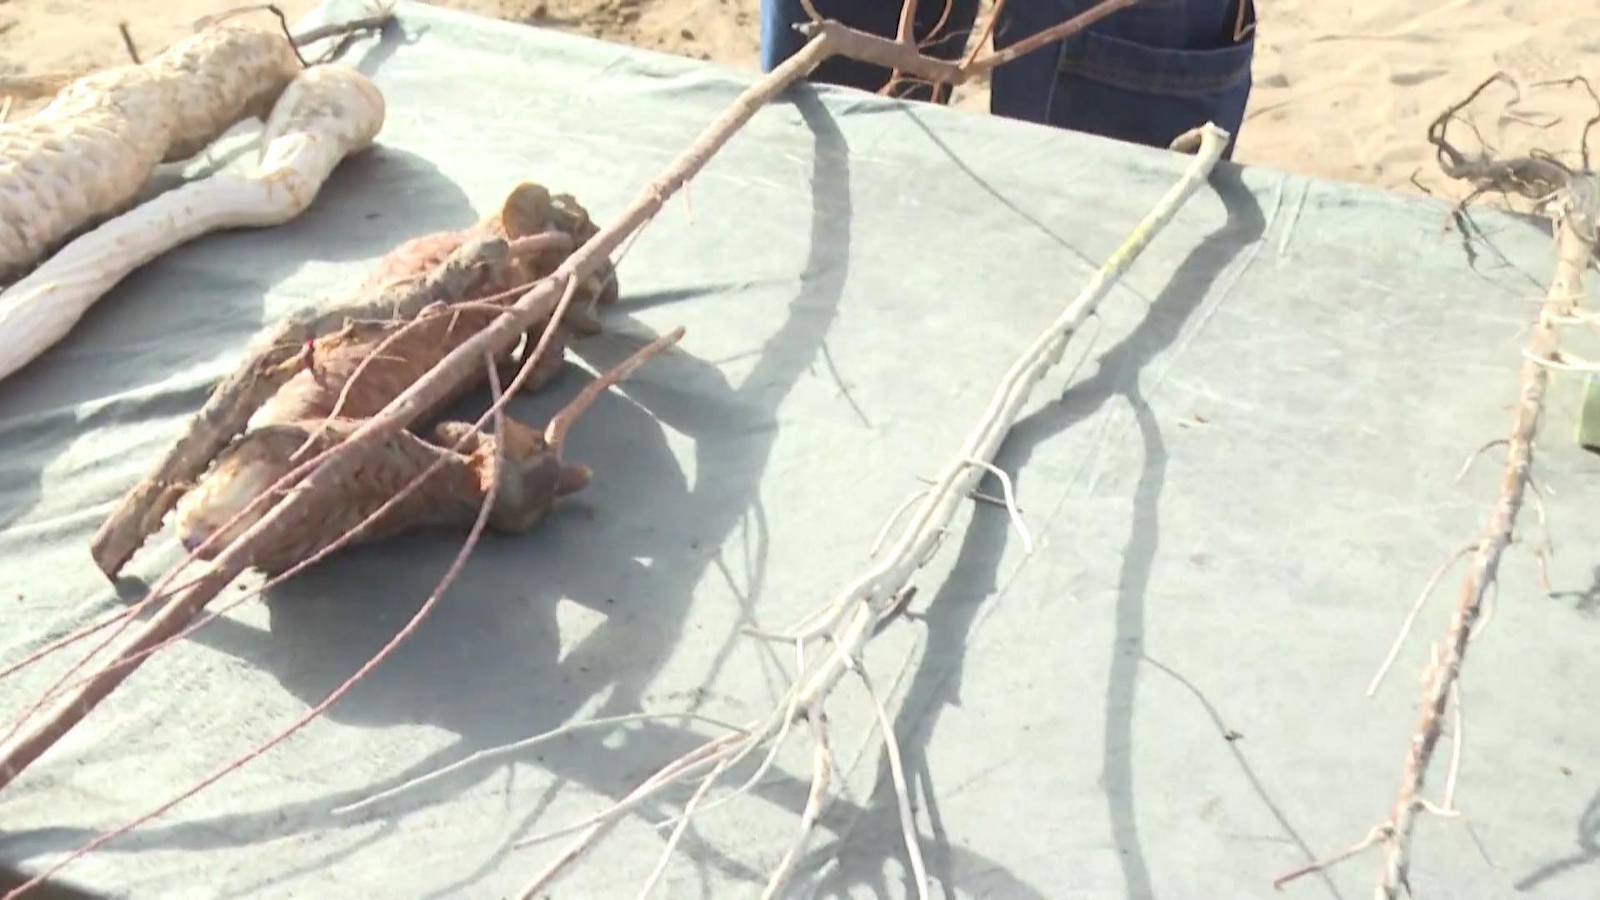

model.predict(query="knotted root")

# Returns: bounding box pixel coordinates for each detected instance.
[173,326,683,576]
[89,180,618,579]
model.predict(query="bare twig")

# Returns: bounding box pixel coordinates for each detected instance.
[964,0,1139,77]
[1273,825,1391,890]
[117,22,141,64]
[962,457,1032,553]
[0,605,141,684]
[857,663,929,899]
[1374,210,1594,897]
[873,489,931,557]
[1443,679,1464,813]
[759,714,832,899]
[637,752,737,899]
[1455,438,1508,482]
[503,123,1231,895]
[796,0,1142,88]
[334,710,745,817]
[1366,545,1475,697]
[880,0,922,97]
[1,355,511,898]
[960,0,1007,69]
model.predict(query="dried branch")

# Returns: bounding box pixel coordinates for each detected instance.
[960,0,1007,69]
[117,22,141,64]
[332,712,746,817]
[1374,196,1595,899]
[1282,81,1597,890]
[796,0,1141,88]
[497,122,1231,895]
[4,6,1215,894]
[759,708,833,899]
[856,663,929,898]
[1366,545,1474,697]
[0,354,512,899]
[0,0,840,813]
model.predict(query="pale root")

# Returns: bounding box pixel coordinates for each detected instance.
[0,25,302,282]
[0,64,384,383]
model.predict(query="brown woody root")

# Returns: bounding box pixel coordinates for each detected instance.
[0,0,1144,883]
[88,181,617,579]
[172,326,682,577]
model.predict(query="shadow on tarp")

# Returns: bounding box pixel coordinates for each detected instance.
[783,161,1341,900]
[0,89,1052,898]
[1514,785,1600,894]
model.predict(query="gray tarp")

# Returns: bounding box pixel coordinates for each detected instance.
[3,2,1598,897]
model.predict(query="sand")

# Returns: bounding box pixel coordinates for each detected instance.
[2,1,1597,204]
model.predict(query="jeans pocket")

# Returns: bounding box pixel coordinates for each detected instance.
[1044,25,1257,156]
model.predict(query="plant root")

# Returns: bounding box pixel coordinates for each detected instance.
[174,326,683,576]
[1281,78,1597,893]
[88,180,616,579]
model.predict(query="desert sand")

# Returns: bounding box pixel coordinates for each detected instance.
[2,1,1598,203]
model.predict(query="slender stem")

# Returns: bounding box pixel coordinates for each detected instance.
[963,0,1141,77]
[333,712,745,816]
[896,0,919,44]
[0,356,511,900]
[0,26,840,801]
[1375,209,1594,898]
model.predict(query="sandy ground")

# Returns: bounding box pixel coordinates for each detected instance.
[2,1,1597,204]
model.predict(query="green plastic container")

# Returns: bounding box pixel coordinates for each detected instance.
[1580,372,1600,453]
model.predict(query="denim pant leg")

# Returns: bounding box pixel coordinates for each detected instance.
[990,0,1257,158]
[759,0,980,101]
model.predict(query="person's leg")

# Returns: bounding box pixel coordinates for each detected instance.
[759,0,981,101]
[989,0,1256,157]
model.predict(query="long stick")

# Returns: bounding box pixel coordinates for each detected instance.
[0,0,1167,868]
[0,22,838,798]
[1,357,512,900]
[1376,206,1595,897]
[504,122,1231,895]
[796,0,1140,85]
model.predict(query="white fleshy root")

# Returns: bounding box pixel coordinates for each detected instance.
[0,26,302,281]
[0,64,385,383]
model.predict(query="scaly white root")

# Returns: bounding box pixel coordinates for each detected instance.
[0,25,303,282]
[0,64,384,383]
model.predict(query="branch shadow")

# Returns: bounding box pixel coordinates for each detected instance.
[0,89,856,897]
[792,165,1334,900]
[1549,564,1600,617]
[1513,786,1600,892]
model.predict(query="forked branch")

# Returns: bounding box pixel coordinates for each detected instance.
[382,121,1231,899]
[2,2,1175,894]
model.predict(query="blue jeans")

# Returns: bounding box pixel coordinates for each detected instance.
[759,0,1256,158]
